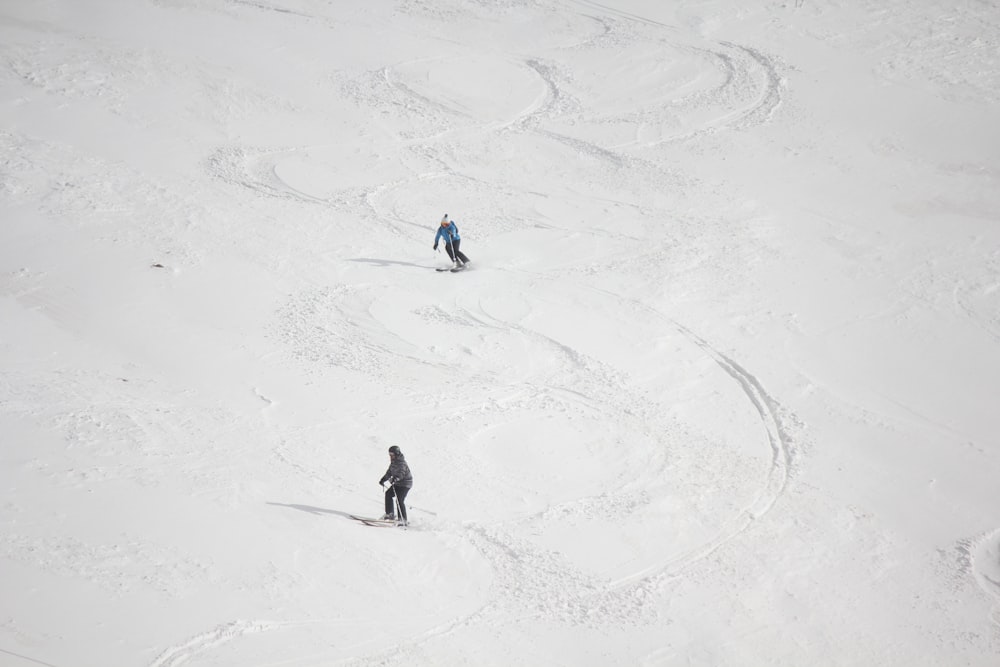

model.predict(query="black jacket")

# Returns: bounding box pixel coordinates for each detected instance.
[379,453,413,488]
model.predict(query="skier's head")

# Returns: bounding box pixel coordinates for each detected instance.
[440,214,449,226]
[388,445,402,458]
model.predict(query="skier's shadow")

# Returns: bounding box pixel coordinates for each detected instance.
[267,502,355,519]
[348,258,430,269]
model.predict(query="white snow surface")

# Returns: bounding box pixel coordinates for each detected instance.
[1,0,999,665]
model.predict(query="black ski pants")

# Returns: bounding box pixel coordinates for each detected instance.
[445,240,469,264]
[385,484,411,521]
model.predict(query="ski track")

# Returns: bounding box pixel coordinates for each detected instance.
[0,0,868,667]
[207,0,783,210]
[329,282,799,666]
[670,320,796,515]
[563,0,785,142]
[968,528,1000,629]
[291,266,798,667]
[0,0,795,661]
[149,620,277,667]
[191,0,797,660]
[4,0,997,664]
[472,282,798,590]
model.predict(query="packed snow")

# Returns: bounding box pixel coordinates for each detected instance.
[1,1,999,665]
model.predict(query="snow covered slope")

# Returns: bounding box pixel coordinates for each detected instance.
[1,0,998,665]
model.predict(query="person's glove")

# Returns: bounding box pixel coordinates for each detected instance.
[433,244,438,250]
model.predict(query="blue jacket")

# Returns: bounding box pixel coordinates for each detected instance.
[435,221,461,245]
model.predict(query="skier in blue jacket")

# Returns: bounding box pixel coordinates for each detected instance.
[433,214,470,268]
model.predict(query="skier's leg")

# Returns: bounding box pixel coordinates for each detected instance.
[395,486,410,522]
[444,242,457,262]
[384,487,396,517]
[453,240,469,264]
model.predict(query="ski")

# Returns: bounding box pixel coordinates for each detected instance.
[348,514,406,528]
[348,514,393,523]
[450,265,467,272]
[357,519,400,527]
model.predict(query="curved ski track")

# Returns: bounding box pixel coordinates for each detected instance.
[148,621,276,667]
[319,278,799,667]
[182,0,794,663]
[967,528,1000,629]
[205,5,784,215]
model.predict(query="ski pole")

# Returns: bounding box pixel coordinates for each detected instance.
[391,482,402,523]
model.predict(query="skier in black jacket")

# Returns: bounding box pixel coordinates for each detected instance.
[378,445,413,523]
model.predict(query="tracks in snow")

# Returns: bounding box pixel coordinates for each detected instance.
[672,321,794,521]
[149,621,276,667]
[171,0,795,662]
[319,276,800,665]
[966,528,1000,629]
[205,4,784,211]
